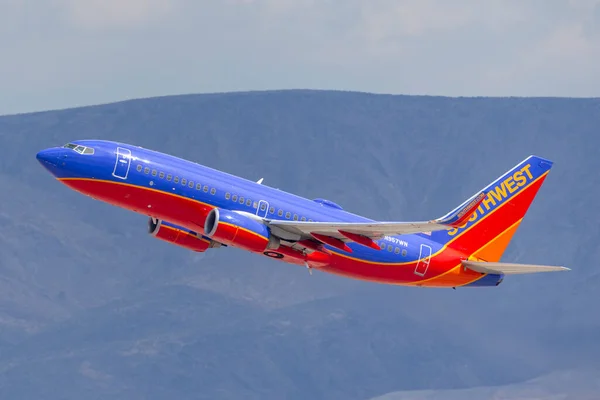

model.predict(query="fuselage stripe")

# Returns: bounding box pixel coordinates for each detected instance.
[59,177,215,210]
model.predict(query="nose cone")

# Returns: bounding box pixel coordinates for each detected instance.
[36,148,65,175]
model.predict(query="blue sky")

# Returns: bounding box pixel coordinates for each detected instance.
[1,0,599,115]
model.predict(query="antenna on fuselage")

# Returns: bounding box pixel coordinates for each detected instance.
[256,178,264,184]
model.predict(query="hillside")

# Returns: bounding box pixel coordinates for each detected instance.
[0,90,598,399]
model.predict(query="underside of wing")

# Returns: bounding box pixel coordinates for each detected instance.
[462,261,570,275]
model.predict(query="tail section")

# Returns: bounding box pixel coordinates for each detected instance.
[426,155,553,261]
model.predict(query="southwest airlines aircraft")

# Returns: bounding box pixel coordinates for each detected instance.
[36,140,568,288]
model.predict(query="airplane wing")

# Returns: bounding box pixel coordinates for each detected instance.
[268,220,451,239]
[462,261,570,275]
[266,191,487,250]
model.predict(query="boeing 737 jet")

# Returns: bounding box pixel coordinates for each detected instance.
[36,140,568,288]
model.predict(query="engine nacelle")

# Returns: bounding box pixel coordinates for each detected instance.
[204,208,280,253]
[148,217,221,252]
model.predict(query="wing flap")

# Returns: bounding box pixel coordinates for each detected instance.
[462,261,570,275]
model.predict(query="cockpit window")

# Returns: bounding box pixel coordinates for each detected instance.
[62,143,95,155]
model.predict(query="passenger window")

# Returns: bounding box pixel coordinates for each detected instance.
[301,216,306,221]
[188,181,194,188]
[239,197,244,204]
[152,169,157,176]
[387,245,393,252]
[136,165,142,172]
[144,167,150,174]
[253,201,258,209]
[246,199,251,206]
[167,174,172,181]
[293,214,298,221]
[278,210,283,216]
[225,193,231,200]
[181,178,187,185]
[232,195,238,202]
[174,176,180,183]
[394,247,400,254]
[402,249,407,257]
[203,185,209,193]
[380,242,385,250]
[260,203,267,211]
[269,207,274,214]
[285,212,291,219]
[308,219,313,222]
[159,172,165,179]
[210,188,216,195]
[196,183,202,190]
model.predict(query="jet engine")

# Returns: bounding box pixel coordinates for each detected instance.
[204,208,280,252]
[148,217,221,252]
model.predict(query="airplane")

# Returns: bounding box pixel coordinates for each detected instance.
[36,140,568,288]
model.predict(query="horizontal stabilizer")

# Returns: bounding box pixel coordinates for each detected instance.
[462,260,570,275]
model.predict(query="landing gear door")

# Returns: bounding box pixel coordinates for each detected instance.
[112,147,131,180]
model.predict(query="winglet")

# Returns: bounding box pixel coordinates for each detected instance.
[435,191,487,228]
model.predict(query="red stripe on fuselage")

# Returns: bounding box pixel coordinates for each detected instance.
[321,245,466,285]
[60,178,213,234]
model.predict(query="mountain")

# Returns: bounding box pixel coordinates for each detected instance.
[0,90,598,399]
